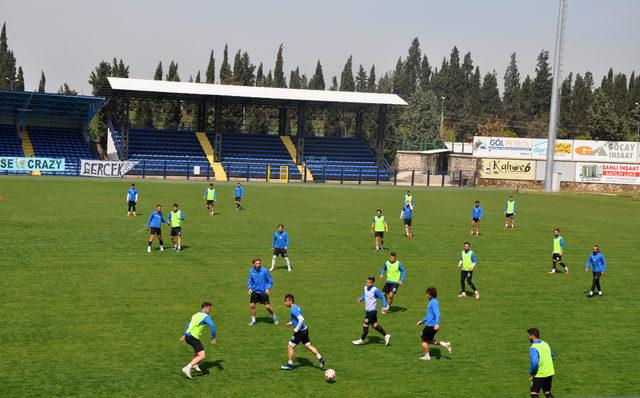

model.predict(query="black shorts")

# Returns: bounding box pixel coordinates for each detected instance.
[149,227,162,235]
[374,231,384,238]
[382,282,400,294]
[289,328,310,346]
[505,213,514,219]
[552,253,562,261]
[530,376,553,393]
[250,292,270,304]
[363,311,378,325]
[235,196,242,201]
[170,227,182,237]
[206,200,215,206]
[404,218,412,226]
[185,335,204,353]
[273,248,288,258]
[421,325,438,342]
[472,217,480,223]
[128,201,136,210]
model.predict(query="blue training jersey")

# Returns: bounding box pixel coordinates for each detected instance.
[420,298,440,326]
[127,188,138,202]
[402,205,413,219]
[234,185,244,198]
[290,304,307,332]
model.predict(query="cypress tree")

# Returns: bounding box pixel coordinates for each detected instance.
[502,52,522,125]
[559,72,573,133]
[600,68,614,98]
[355,64,368,92]
[446,46,465,116]
[612,72,628,116]
[265,70,274,87]
[0,22,17,90]
[419,55,431,92]
[300,74,308,89]
[587,89,621,140]
[367,65,377,93]
[232,49,243,85]
[402,89,440,142]
[532,50,552,116]
[273,44,286,88]
[329,76,338,91]
[205,50,215,84]
[38,71,46,93]
[377,72,392,93]
[479,71,501,118]
[308,60,325,90]
[404,37,422,93]
[154,62,163,80]
[219,44,232,84]
[255,63,264,87]
[392,57,407,97]
[289,67,302,89]
[15,66,24,91]
[520,75,534,119]
[339,56,355,91]
[195,71,201,83]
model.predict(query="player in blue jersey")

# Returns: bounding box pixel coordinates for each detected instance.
[247,257,279,325]
[127,183,138,216]
[270,224,292,272]
[470,200,483,236]
[280,294,326,370]
[585,245,606,297]
[234,182,244,210]
[179,301,217,379]
[400,202,413,239]
[352,276,391,346]
[146,204,166,253]
[416,287,451,360]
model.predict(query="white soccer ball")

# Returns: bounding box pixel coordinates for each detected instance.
[324,368,336,380]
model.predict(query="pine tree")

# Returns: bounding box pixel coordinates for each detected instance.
[612,72,628,117]
[57,83,77,95]
[587,89,622,140]
[154,62,163,80]
[502,52,521,126]
[600,68,614,98]
[88,59,129,145]
[0,23,17,90]
[367,65,376,93]
[166,61,180,81]
[163,61,182,129]
[520,75,534,119]
[308,60,325,90]
[479,71,501,118]
[240,51,255,86]
[265,70,274,87]
[232,49,243,85]
[0,23,7,53]
[255,63,265,87]
[377,72,392,93]
[392,57,407,96]
[219,44,232,84]
[531,50,552,116]
[402,89,440,142]
[15,66,24,91]
[446,46,465,117]
[458,66,482,140]
[300,74,308,89]
[570,73,592,135]
[274,44,286,88]
[339,56,355,91]
[419,55,431,92]
[205,50,215,84]
[355,64,368,92]
[195,71,201,83]
[289,67,302,89]
[38,71,46,93]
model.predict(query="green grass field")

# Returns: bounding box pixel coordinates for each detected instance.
[1,176,639,397]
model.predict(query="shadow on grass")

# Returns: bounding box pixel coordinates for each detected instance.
[387,306,407,313]
[255,316,277,324]
[199,360,224,375]
[295,357,322,370]
[367,336,383,344]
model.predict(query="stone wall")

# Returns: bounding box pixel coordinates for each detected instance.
[449,154,477,171]
[395,152,423,171]
[478,178,640,193]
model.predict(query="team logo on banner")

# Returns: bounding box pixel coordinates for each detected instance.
[80,159,138,177]
[479,159,536,180]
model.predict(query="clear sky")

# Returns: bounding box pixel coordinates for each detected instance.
[2,0,639,95]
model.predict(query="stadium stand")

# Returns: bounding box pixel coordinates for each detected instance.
[27,126,95,175]
[112,128,211,176]
[213,132,302,180]
[0,125,25,157]
[303,136,390,181]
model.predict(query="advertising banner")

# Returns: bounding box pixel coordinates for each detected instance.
[473,137,534,159]
[0,156,65,171]
[572,140,638,163]
[531,139,573,160]
[575,162,640,185]
[80,159,138,177]
[479,159,537,180]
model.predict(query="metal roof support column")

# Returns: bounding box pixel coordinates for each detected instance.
[214,97,222,161]
[123,96,130,160]
[278,107,288,135]
[197,102,206,131]
[375,105,387,167]
[355,109,364,139]
[296,101,306,164]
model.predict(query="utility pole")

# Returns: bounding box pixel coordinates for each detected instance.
[440,96,445,140]
[544,0,568,192]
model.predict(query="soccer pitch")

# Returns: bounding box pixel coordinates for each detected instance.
[1,177,638,397]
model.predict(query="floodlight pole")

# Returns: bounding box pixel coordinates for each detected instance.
[544,0,568,192]
[440,96,445,140]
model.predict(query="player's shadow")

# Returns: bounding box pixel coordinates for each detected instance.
[296,358,322,369]
[428,348,451,360]
[179,245,191,251]
[199,360,224,374]
[255,316,275,324]
[368,336,383,344]
[387,306,407,313]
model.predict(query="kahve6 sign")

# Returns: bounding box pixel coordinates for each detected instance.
[479,159,536,180]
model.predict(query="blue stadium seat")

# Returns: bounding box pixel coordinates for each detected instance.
[28,126,95,175]
[303,136,389,181]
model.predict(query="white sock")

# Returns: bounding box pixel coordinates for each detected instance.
[316,353,322,359]
[251,316,256,322]
[288,360,293,365]
[589,291,593,294]
[272,314,277,319]
[185,364,192,370]
[271,256,276,268]
[285,258,291,268]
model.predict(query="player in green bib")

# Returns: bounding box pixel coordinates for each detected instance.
[527,328,555,398]
[203,183,217,216]
[179,302,217,379]
[458,242,480,299]
[379,252,406,306]
[504,195,516,229]
[370,209,389,251]
[167,203,185,252]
